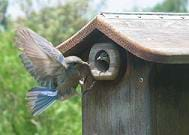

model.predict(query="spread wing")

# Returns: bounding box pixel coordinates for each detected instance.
[15,27,66,88]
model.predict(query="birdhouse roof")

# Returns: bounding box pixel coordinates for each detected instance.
[57,12,189,63]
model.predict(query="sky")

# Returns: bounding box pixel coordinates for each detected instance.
[102,0,164,12]
[7,0,164,19]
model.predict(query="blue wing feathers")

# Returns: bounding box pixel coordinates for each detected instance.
[32,96,57,116]
[16,28,68,116]
[33,96,56,115]
[27,87,58,116]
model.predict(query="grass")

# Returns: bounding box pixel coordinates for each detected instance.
[0,30,82,135]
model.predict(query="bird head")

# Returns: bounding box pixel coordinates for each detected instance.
[65,56,89,69]
[65,56,91,85]
[96,51,110,63]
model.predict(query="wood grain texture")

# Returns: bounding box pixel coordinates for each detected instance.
[82,52,189,135]
[82,53,153,135]
[58,12,189,63]
[150,64,189,135]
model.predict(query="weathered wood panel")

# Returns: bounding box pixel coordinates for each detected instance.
[58,13,189,64]
[82,53,153,135]
[82,53,189,135]
[151,64,189,135]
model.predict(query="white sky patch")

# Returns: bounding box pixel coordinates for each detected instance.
[104,0,164,12]
[7,0,164,19]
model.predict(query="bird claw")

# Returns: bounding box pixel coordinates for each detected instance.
[87,81,96,90]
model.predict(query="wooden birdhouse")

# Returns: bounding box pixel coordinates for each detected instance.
[57,12,189,135]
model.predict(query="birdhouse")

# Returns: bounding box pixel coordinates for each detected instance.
[57,12,189,135]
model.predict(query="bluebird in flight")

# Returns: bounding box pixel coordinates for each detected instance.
[15,27,90,116]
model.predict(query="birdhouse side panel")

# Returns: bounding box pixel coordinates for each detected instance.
[150,64,189,135]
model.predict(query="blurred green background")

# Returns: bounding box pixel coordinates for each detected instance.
[0,0,188,134]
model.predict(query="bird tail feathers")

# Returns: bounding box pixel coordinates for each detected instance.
[26,87,58,116]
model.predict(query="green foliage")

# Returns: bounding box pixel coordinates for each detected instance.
[0,0,96,134]
[16,0,94,45]
[152,0,188,12]
[1,0,188,134]
[0,27,82,135]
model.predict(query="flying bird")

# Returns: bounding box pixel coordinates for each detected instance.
[15,27,91,116]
